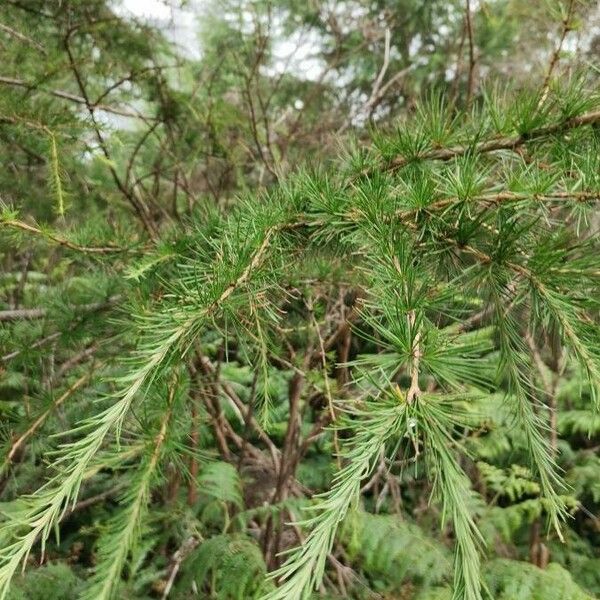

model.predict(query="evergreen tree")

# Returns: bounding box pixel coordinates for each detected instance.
[1,1,600,599]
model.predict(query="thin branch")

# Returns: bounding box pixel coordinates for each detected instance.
[1,296,118,362]
[465,0,477,109]
[401,189,600,217]
[370,28,392,107]
[50,343,99,386]
[1,332,61,362]
[0,296,119,322]
[338,28,412,133]
[68,484,126,514]
[1,218,131,254]
[0,22,46,53]
[3,368,96,469]
[93,64,179,106]
[62,34,159,239]
[385,109,600,173]
[538,0,576,106]
[161,536,200,599]
[0,76,151,120]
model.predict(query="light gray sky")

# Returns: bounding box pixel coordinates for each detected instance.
[114,0,325,79]
[115,0,203,59]
[120,0,172,19]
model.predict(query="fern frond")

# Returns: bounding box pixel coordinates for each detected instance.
[341,510,451,589]
[174,534,269,599]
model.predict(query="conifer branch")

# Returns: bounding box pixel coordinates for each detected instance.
[385,109,600,172]
[493,299,569,536]
[0,327,183,597]
[83,381,178,600]
[419,399,485,600]
[265,398,408,600]
[0,209,293,596]
[2,368,97,471]
[1,218,130,254]
[418,190,600,213]
[2,8,599,599]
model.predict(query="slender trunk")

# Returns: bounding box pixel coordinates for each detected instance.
[263,372,304,568]
[187,402,200,506]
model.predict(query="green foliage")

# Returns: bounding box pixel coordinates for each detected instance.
[415,560,595,600]
[265,396,411,600]
[6,563,83,600]
[341,510,451,590]
[484,559,595,600]
[1,2,600,600]
[174,534,271,600]
[199,461,243,509]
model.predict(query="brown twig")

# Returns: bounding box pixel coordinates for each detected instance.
[68,484,125,514]
[0,295,119,322]
[237,371,259,471]
[538,0,576,107]
[47,343,99,387]
[465,0,477,109]
[3,368,97,470]
[0,75,150,120]
[391,190,600,225]
[186,396,201,506]
[196,352,280,468]
[263,372,304,568]
[62,33,158,239]
[384,109,600,173]
[405,310,422,404]
[1,218,130,254]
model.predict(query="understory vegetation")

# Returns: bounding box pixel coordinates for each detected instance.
[1,1,600,599]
